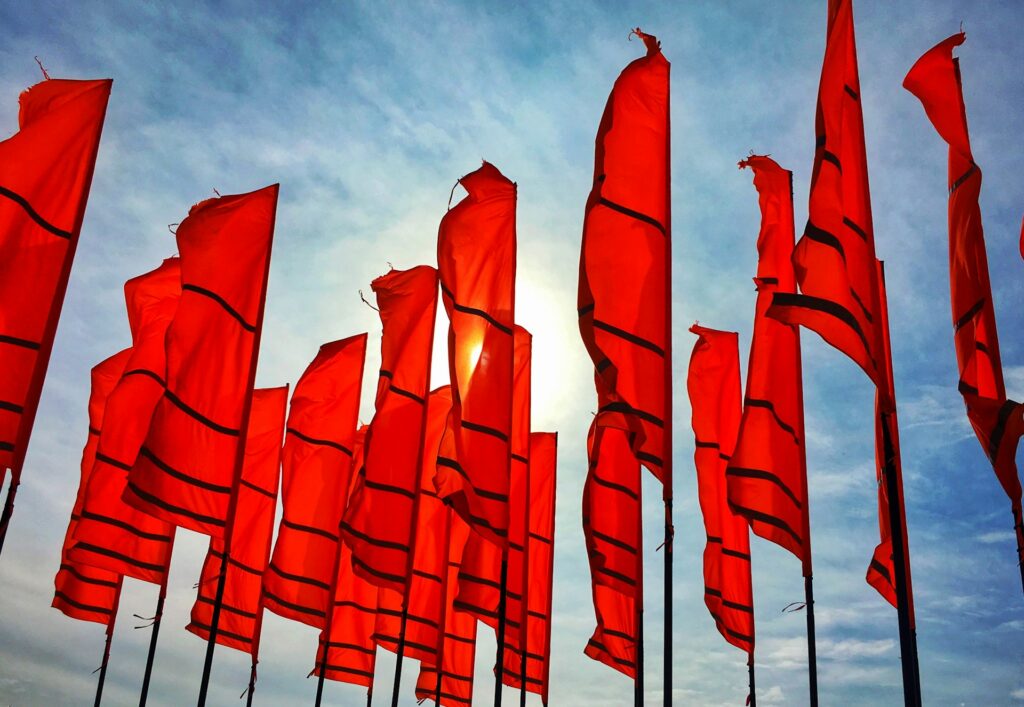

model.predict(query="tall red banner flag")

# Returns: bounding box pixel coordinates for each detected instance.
[52,350,128,625]
[263,335,367,627]
[187,386,286,654]
[0,77,111,485]
[70,258,181,584]
[578,29,670,689]
[434,162,517,546]
[903,32,1024,581]
[729,156,810,566]
[688,326,755,658]
[124,185,278,538]
[342,265,438,591]
[500,432,557,701]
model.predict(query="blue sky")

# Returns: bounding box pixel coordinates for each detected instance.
[1,1,1023,704]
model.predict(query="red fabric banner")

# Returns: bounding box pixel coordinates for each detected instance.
[728,156,810,567]
[501,432,557,700]
[70,258,181,584]
[688,325,755,656]
[373,386,453,662]
[0,77,112,477]
[263,335,367,628]
[455,326,531,633]
[578,30,671,492]
[434,162,517,547]
[904,32,1024,532]
[52,350,127,625]
[414,513,476,707]
[124,185,278,537]
[342,265,438,591]
[187,386,287,655]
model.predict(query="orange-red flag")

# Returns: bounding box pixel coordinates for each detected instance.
[52,350,128,624]
[70,258,181,584]
[903,31,1024,567]
[124,185,278,537]
[0,77,111,478]
[342,266,438,591]
[500,432,557,700]
[729,156,810,567]
[688,326,755,657]
[434,162,517,546]
[263,335,367,627]
[187,386,286,655]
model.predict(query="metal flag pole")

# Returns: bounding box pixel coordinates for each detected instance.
[138,575,168,706]
[94,577,123,707]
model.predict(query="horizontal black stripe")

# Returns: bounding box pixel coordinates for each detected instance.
[164,389,240,437]
[822,150,842,173]
[59,564,119,588]
[596,357,611,373]
[595,565,636,587]
[467,512,508,537]
[79,510,173,542]
[528,531,552,545]
[694,439,719,449]
[342,522,410,552]
[599,401,664,428]
[453,599,498,620]
[954,297,985,333]
[726,467,802,509]
[268,562,330,590]
[589,472,639,501]
[325,640,376,656]
[334,599,378,613]
[958,379,979,396]
[709,609,754,643]
[586,639,635,668]
[950,163,978,195]
[0,441,14,452]
[511,453,528,465]
[771,291,874,369]
[388,384,425,405]
[474,486,509,503]
[412,568,442,583]
[591,319,665,357]
[286,427,351,455]
[139,446,231,494]
[707,590,754,615]
[53,591,112,616]
[590,528,637,555]
[815,133,827,148]
[240,478,275,500]
[707,535,722,544]
[88,427,100,436]
[0,184,72,238]
[95,452,132,471]
[722,547,751,561]
[842,216,868,242]
[731,503,802,547]
[458,570,501,590]
[123,368,166,387]
[262,589,325,619]
[596,196,667,236]
[197,595,257,619]
[848,287,874,325]
[362,478,416,500]
[461,419,509,442]
[281,517,337,541]
[125,481,225,528]
[0,400,24,414]
[374,633,437,656]
[636,450,664,467]
[844,84,860,101]
[210,549,262,576]
[440,283,514,336]
[869,558,893,586]
[804,222,845,262]
[988,399,1019,463]
[182,284,256,332]
[320,663,374,680]
[577,302,595,317]
[188,619,253,645]
[0,334,39,350]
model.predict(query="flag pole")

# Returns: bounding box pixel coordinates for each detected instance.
[94,576,123,707]
[433,503,456,707]
[315,530,346,707]
[518,436,533,707]
[803,575,819,707]
[634,460,645,707]
[747,655,756,707]
[0,480,19,558]
[138,575,168,706]
[540,433,558,707]
[493,553,510,706]
[1013,506,1024,596]
[244,663,257,707]
[196,184,278,707]
[661,45,674,707]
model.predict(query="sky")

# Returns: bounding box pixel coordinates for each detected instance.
[1,1,1023,705]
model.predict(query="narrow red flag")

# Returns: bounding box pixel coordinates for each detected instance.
[263,335,367,627]
[314,427,380,689]
[434,162,517,546]
[688,325,755,657]
[414,514,476,707]
[52,350,128,624]
[372,386,453,661]
[500,432,557,700]
[903,32,1024,567]
[70,258,181,584]
[455,326,531,631]
[728,156,810,566]
[342,265,438,591]
[187,386,287,654]
[0,77,112,478]
[123,185,278,537]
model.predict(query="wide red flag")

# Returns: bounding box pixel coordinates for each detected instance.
[0,77,111,479]
[52,350,128,624]
[373,386,453,662]
[70,258,181,584]
[434,161,517,546]
[500,432,557,701]
[688,326,755,657]
[455,326,531,632]
[728,156,810,566]
[263,335,367,627]
[342,265,438,591]
[124,185,278,537]
[414,514,476,707]
[578,29,671,491]
[903,32,1024,569]
[187,386,286,654]
[314,428,380,690]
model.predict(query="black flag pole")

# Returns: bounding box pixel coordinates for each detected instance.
[1013,506,1024,596]
[747,656,757,707]
[315,523,346,707]
[493,553,510,706]
[94,577,123,707]
[634,460,645,707]
[661,57,674,707]
[138,579,167,706]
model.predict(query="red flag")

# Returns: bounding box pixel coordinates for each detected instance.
[52,350,128,624]
[582,423,640,678]
[728,156,810,566]
[434,162,517,546]
[70,258,181,584]
[500,432,557,700]
[342,265,438,591]
[314,427,380,689]
[903,32,1024,548]
[578,29,671,491]
[688,325,755,656]
[187,386,287,655]
[263,335,367,628]
[372,387,453,662]
[455,326,531,632]
[414,513,476,707]
[0,77,111,477]
[766,0,888,397]
[123,185,278,537]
